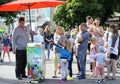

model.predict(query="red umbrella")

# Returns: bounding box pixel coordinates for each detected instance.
[0,0,68,28]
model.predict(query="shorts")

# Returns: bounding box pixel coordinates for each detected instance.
[110,53,118,60]
[3,46,10,53]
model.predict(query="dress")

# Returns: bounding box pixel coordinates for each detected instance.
[92,26,104,47]
[89,43,98,62]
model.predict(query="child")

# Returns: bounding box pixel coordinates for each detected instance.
[53,39,71,82]
[89,37,98,77]
[34,28,44,44]
[67,30,76,80]
[94,46,108,83]
[0,38,3,63]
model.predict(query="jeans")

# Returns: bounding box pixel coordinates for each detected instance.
[46,43,50,59]
[78,47,87,78]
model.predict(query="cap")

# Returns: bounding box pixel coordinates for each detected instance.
[99,46,105,52]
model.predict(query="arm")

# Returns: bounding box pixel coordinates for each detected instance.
[97,26,104,37]
[78,32,90,43]
[77,37,84,43]
[12,28,18,53]
[53,43,62,49]
[111,34,118,50]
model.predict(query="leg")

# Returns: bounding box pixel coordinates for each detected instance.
[7,46,11,62]
[2,51,5,61]
[100,65,105,80]
[78,54,86,78]
[52,52,58,77]
[22,50,27,77]
[60,59,66,80]
[76,56,81,74]
[16,50,23,79]
[106,60,110,79]
[7,52,11,62]
[47,44,50,59]
[57,53,61,74]
[111,59,117,79]
[68,60,72,77]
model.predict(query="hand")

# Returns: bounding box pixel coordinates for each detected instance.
[13,50,16,54]
[65,61,68,64]
[107,53,110,58]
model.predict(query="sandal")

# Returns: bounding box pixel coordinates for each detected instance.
[111,77,115,80]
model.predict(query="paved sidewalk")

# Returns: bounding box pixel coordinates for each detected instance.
[0,52,120,84]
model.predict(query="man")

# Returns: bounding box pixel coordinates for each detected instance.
[86,16,93,29]
[76,23,91,79]
[12,17,30,80]
[86,16,93,72]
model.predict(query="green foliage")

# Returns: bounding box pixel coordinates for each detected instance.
[0,0,19,26]
[53,0,120,30]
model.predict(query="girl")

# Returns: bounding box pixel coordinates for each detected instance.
[2,33,11,62]
[53,39,71,82]
[106,24,119,80]
[89,37,98,77]
[43,25,52,60]
[52,26,66,78]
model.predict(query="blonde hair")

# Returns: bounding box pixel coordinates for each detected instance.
[64,40,71,51]
[90,37,97,43]
[55,26,65,35]
[37,28,43,35]
[44,25,51,36]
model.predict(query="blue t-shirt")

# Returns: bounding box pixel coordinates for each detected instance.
[3,38,10,46]
[53,43,71,61]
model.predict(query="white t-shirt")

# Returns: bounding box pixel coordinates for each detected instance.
[107,34,119,55]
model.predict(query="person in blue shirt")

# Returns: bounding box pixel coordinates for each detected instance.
[53,39,71,82]
[2,33,11,62]
[43,25,52,60]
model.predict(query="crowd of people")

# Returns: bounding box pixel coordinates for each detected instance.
[0,16,120,83]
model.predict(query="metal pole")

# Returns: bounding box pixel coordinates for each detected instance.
[28,3,32,30]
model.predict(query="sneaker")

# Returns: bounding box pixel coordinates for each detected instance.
[17,77,22,80]
[77,75,86,80]
[22,75,28,78]
[95,80,101,83]
[67,76,73,80]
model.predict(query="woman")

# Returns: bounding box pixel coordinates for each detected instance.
[2,33,11,62]
[106,24,119,80]
[89,18,104,47]
[44,25,52,60]
[52,26,67,78]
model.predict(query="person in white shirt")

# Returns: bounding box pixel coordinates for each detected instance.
[106,24,119,80]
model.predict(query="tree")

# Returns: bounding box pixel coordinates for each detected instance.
[0,0,19,26]
[53,0,120,30]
